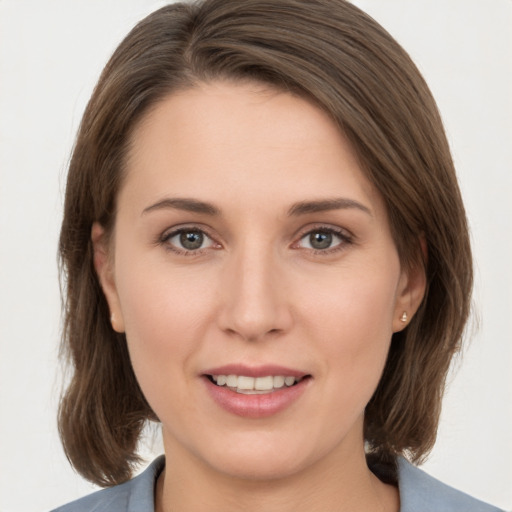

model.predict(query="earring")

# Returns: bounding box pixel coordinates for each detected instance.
[110,312,117,330]
[400,311,408,323]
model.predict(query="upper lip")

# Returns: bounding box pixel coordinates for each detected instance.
[202,364,309,378]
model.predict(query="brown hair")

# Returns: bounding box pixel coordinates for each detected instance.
[58,0,472,486]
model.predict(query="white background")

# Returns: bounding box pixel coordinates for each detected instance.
[0,1,510,511]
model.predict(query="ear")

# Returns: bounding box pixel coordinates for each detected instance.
[91,222,125,333]
[392,253,427,333]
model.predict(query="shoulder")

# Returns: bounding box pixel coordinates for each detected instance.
[397,457,505,512]
[50,456,165,512]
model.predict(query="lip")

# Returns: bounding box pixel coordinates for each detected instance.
[201,364,311,418]
[202,364,308,379]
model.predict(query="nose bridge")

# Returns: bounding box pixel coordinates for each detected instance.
[218,238,291,341]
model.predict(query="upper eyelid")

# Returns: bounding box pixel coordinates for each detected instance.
[294,224,353,240]
[161,224,216,239]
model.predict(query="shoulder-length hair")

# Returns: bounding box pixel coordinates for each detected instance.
[58,0,472,487]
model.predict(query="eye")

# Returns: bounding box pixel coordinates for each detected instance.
[162,228,217,253]
[296,227,351,252]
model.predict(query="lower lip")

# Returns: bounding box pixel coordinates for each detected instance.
[203,377,310,418]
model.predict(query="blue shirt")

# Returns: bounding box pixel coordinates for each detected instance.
[51,456,505,511]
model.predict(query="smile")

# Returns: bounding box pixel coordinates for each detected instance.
[203,366,311,418]
[209,374,304,394]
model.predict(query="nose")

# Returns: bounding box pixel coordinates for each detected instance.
[216,244,293,342]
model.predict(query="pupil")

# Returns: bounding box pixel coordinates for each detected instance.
[310,231,332,250]
[180,231,203,250]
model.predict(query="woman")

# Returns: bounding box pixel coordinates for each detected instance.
[52,1,504,511]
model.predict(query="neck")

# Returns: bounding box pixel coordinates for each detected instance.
[155,437,399,512]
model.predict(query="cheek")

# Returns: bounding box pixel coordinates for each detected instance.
[115,265,222,430]
[304,274,398,439]
[299,262,399,380]
[113,251,218,389]
[302,261,398,330]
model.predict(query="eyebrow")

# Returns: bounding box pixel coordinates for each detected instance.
[142,198,220,216]
[287,198,372,216]
[141,196,371,217]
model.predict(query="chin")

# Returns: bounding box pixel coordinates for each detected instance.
[209,450,308,482]
[192,429,332,483]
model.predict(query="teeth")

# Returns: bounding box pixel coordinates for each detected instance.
[238,376,255,390]
[284,376,295,386]
[226,375,238,387]
[255,376,274,390]
[210,374,302,393]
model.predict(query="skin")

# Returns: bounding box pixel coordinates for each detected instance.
[93,81,425,512]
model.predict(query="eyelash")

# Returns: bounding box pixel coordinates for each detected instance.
[158,226,220,256]
[157,225,354,256]
[294,225,354,255]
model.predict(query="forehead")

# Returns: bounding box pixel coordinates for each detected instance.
[121,80,382,217]
[130,81,339,157]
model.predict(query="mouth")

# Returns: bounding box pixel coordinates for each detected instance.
[206,374,308,394]
[202,366,311,417]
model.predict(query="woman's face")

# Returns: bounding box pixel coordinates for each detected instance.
[95,81,421,480]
